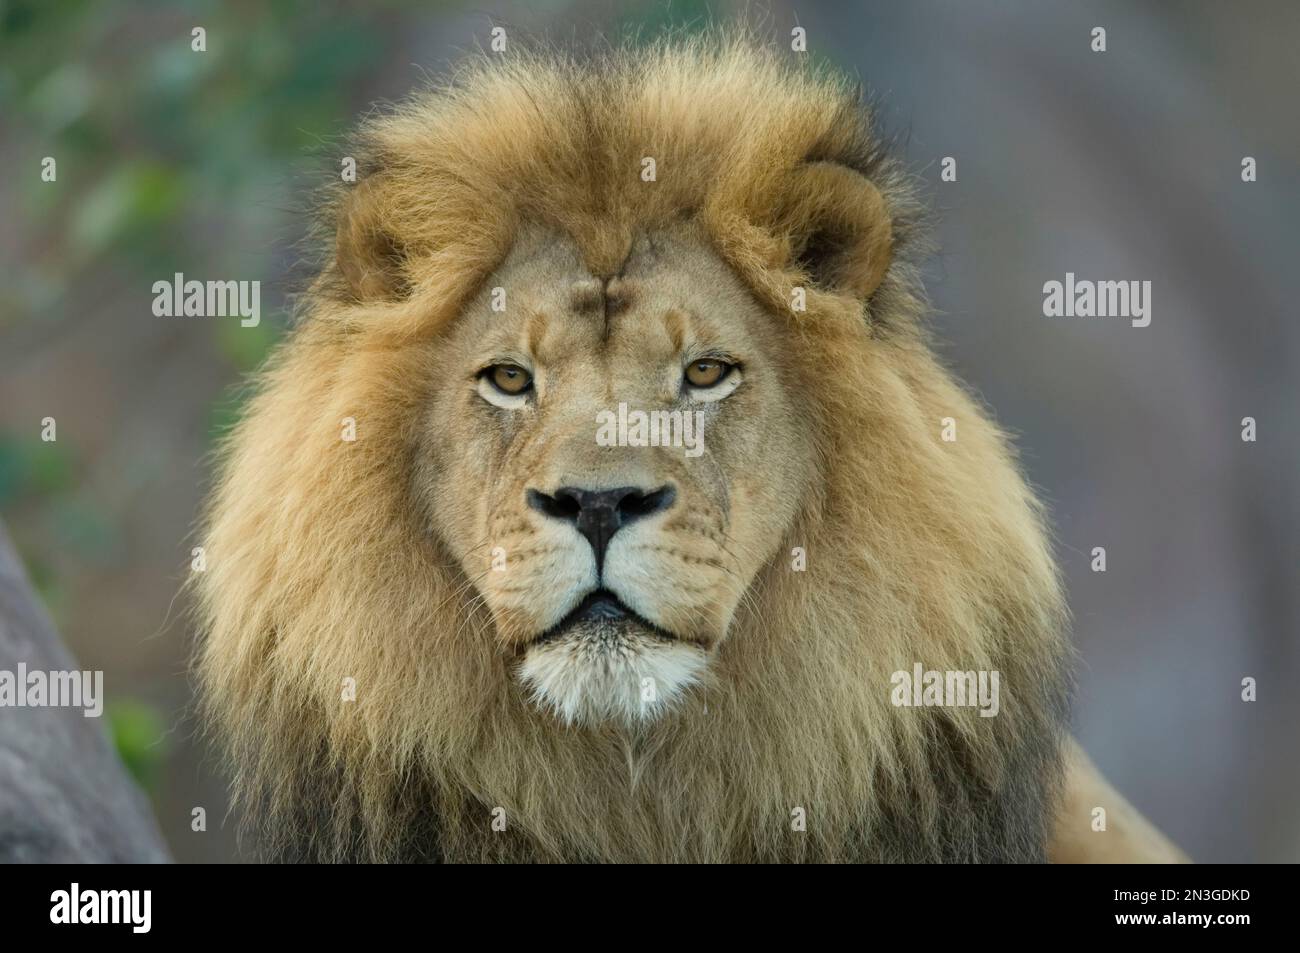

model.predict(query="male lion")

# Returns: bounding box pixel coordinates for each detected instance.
[195,38,1184,863]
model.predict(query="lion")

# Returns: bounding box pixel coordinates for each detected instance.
[195,37,1185,863]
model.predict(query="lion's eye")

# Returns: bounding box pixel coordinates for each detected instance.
[685,359,732,389]
[486,363,533,396]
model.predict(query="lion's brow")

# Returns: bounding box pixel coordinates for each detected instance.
[570,275,633,343]
[570,277,605,315]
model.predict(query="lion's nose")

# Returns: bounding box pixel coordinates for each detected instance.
[526,484,676,574]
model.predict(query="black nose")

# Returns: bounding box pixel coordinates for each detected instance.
[526,484,676,573]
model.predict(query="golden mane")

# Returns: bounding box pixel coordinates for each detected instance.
[195,36,1071,862]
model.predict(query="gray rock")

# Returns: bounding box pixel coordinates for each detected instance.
[0,522,169,863]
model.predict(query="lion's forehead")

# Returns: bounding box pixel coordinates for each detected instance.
[460,227,760,384]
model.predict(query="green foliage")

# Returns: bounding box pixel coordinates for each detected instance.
[216,316,281,372]
[207,385,254,444]
[106,699,169,791]
[1,0,392,373]
[0,435,75,507]
[1,1,402,625]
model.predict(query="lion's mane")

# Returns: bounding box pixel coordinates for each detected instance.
[195,36,1071,862]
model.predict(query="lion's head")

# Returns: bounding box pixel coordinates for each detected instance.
[196,38,1070,862]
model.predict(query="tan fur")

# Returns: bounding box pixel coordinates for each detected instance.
[1051,739,1190,863]
[196,37,1077,862]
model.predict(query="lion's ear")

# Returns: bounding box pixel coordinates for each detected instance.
[780,162,893,300]
[334,179,408,302]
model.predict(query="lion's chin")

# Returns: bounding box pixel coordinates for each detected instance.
[518,620,708,726]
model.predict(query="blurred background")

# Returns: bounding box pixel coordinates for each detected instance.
[0,0,1296,863]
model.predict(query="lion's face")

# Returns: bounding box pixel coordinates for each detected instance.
[417,225,815,724]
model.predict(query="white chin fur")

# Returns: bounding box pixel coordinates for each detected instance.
[519,632,707,726]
